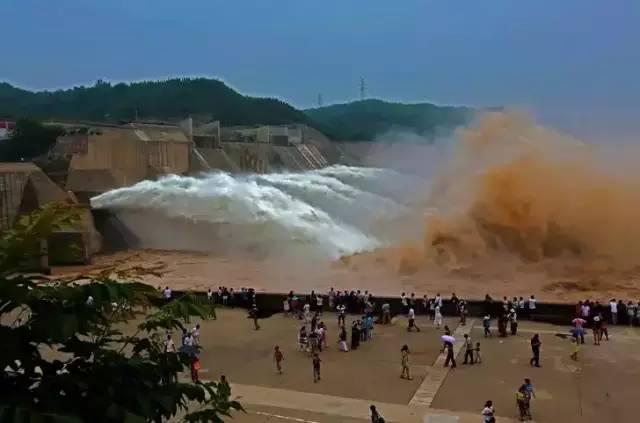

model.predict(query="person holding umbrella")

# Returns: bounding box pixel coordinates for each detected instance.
[441,334,457,368]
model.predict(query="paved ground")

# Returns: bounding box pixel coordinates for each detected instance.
[172,309,640,422]
[195,309,454,405]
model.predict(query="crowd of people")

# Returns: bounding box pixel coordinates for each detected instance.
[158,285,639,422]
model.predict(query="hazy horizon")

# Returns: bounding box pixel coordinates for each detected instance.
[3,0,639,140]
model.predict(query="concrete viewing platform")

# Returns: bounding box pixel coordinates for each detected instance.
[179,308,640,423]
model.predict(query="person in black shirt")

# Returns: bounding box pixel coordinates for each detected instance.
[312,353,321,382]
[443,340,456,368]
[530,333,541,367]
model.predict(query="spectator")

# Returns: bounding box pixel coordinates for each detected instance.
[528,295,537,320]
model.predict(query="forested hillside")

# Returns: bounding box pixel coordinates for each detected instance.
[0,78,311,125]
[305,99,474,141]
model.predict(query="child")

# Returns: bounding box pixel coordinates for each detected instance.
[475,342,482,364]
[483,314,491,337]
[274,345,284,374]
[570,335,580,361]
[283,297,290,317]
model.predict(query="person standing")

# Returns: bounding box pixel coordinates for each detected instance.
[400,345,412,380]
[338,326,349,352]
[475,342,482,364]
[164,334,176,353]
[328,288,336,310]
[600,313,610,341]
[163,286,172,300]
[250,304,260,330]
[528,295,537,320]
[592,314,602,345]
[463,334,474,365]
[316,294,324,316]
[401,292,408,315]
[434,305,443,329]
[608,298,618,325]
[482,400,495,423]
[370,405,384,423]
[274,345,284,374]
[191,323,201,345]
[483,314,492,337]
[351,321,360,350]
[207,288,213,303]
[407,307,420,332]
[571,316,586,344]
[509,309,518,335]
[530,334,541,367]
[312,353,322,382]
[190,355,200,382]
[382,302,391,324]
[459,300,468,326]
[337,303,346,327]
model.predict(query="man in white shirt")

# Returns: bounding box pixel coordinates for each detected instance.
[337,304,346,326]
[609,299,618,325]
[164,334,176,353]
[528,295,536,319]
[401,292,408,314]
[316,295,324,315]
[435,293,443,308]
[207,288,213,302]
[407,307,420,332]
[191,324,201,345]
[328,288,335,310]
[434,305,443,328]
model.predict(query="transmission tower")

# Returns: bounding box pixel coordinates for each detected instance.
[360,77,366,101]
[317,93,323,107]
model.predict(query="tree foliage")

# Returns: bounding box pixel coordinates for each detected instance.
[0,119,63,162]
[0,205,242,422]
[0,79,310,126]
[305,99,474,141]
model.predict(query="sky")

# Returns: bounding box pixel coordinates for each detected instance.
[3,0,640,138]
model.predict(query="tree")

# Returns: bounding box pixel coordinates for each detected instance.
[0,204,243,422]
[0,119,63,162]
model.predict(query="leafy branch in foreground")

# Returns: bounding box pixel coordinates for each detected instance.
[0,205,242,422]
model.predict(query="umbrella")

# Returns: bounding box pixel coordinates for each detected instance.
[441,335,455,344]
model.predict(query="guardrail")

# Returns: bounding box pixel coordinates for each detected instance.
[157,290,578,325]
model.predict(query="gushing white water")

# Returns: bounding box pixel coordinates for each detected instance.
[91,166,420,258]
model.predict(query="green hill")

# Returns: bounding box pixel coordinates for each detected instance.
[0,78,311,126]
[305,99,474,141]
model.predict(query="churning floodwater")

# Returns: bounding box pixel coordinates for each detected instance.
[90,165,427,258]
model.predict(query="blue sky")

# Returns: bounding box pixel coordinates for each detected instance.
[3,0,639,137]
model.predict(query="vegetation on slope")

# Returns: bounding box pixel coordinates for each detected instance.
[0,204,242,422]
[305,99,474,141]
[0,78,311,125]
